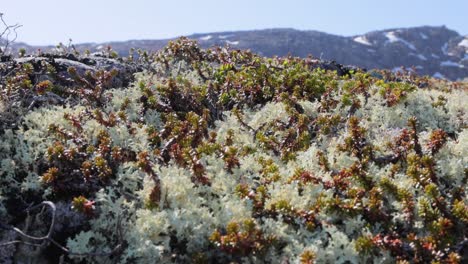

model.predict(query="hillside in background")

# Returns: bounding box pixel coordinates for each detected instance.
[5,26,468,81]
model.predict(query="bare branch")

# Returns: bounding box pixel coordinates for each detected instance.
[0,12,22,55]
[10,201,56,241]
[0,201,123,258]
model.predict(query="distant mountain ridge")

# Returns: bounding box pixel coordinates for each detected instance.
[5,26,468,80]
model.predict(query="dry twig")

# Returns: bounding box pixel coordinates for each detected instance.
[0,201,123,258]
[0,12,22,55]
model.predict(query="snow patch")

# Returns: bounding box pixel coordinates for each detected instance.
[353,36,372,46]
[367,49,376,53]
[199,35,212,41]
[219,35,234,39]
[458,38,468,48]
[440,60,464,68]
[441,42,455,56]
[415,65,424,69]
[384,31,416,50]
[225,40,239,45]
[385,31,400,42]
[96,45,104,50]
[433,72,446,79]
[416,54,427,60]
[431,53,440,59]
[410,53,427,60]
[419,32,428,39]
[441,43,448,55]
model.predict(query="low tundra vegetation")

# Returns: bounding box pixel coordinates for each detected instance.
[0,38,467,263]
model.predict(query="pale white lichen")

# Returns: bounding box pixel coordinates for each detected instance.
[2,62,467,263]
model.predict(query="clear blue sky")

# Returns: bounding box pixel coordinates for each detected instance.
[2,0,467,45]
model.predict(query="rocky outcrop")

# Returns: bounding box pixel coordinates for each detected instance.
[0,53,144,130]
[3,53,142,88]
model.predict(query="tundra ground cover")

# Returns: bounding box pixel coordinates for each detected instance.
[0,38,467,263]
